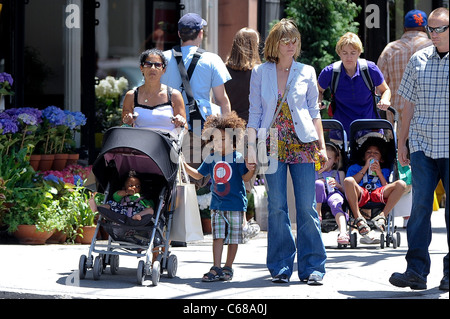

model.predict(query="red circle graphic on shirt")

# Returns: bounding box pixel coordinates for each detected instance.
[213,161,232,184]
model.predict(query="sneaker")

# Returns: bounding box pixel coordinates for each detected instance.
[360,232,380,244]
[389,271,427,290]
[272,274,289,283]
[306,273,323,286]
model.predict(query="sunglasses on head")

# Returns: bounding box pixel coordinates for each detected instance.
[425,25,449,34]
[280,37,298,45]
[143,61,164,69]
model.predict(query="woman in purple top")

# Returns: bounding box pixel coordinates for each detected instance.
[317,32,391,136]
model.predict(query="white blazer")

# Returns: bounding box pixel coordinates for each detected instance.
[247,60,320,142]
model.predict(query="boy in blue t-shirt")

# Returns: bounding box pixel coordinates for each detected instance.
[344,137,407,242]
[183,112,255,282]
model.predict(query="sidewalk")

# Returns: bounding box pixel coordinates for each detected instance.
[0,209,448,301]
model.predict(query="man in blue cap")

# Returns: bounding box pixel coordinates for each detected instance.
[161,13,231,132]
[377,9,432,134]
[161,12,231,173]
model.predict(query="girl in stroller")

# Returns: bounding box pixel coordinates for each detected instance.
[344,137,407,242]
[89,170,155,222]
[315,143,348,245]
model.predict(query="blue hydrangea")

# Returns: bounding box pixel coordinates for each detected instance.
[42,105,66,126]
[0,118,19,134]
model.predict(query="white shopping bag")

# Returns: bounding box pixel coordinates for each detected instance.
[169,157,204,242]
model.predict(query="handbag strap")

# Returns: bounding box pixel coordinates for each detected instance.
[266,75,294,134]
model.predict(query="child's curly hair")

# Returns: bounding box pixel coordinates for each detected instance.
[202,111,247,147]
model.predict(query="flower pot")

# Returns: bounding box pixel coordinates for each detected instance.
[52,153,69,171]
[66,153,80,166]
[13,225,55,245]
[75,226,97,244]
[201,218,212,235]
[38,154,55,171]
[29,154,41,171]
[46,230,67,244]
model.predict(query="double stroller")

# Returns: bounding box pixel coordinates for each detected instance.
[78,127,182,285]
[321,107,401,249]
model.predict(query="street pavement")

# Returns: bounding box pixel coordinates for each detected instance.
[0,209,448,305]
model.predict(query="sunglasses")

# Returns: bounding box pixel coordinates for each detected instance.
[280,37,298,45]
[425,25,449,34]
[143,61,164,69]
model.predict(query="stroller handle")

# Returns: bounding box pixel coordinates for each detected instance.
[386,106,399,123]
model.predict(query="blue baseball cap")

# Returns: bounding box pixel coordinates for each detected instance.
[404,10,428,28]
[178,13,207,31]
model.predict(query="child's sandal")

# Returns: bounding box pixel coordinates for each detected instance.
[221,266,233,281]
[202,266,224,282]
[354,217,370,236]
[372,214,387,232]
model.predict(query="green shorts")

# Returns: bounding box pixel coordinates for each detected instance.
[211,210,244,245]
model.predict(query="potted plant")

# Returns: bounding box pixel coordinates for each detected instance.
[1,149,62,244]
[95,76,128,145]
[197,185,212,234]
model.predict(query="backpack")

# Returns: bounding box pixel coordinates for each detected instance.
[328,58,379,118]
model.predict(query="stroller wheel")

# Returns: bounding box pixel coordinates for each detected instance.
[137,260,146,285]
[392,234,398,249]
[396,232,401,247]
[110,255,119,275]
[380,233,385,249]
[78,255,87,279]
[152,260,161,286]
[166,254,178,278]
[93,255,103,280]
[350,233,357,248]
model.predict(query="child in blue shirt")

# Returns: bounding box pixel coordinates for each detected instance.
[344,137,407,242]
[184,112,256,282]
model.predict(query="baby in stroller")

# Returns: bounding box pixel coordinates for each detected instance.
[344,136,407,243]
[89,170,155,223]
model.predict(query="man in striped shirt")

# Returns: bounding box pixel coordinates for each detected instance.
[377,10,432,132]
[389,7,449,292]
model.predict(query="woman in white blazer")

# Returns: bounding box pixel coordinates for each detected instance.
[247,19,327,285]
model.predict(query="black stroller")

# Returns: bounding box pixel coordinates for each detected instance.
[78,127,181,285]
[347,107,401,249]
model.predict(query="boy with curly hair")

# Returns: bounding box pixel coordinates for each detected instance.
[183,111,256,282]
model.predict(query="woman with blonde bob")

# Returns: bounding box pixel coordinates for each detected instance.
[317,32,391,136]
[247,19,327,285]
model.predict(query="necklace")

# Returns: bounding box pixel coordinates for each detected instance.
[142,86,163,103]
[285,68,289,72]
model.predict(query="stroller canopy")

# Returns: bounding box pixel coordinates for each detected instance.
[92,127,179,190]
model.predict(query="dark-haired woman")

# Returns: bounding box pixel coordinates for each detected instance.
[122,48,187,133]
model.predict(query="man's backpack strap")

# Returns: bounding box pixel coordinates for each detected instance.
[172,45,205,127]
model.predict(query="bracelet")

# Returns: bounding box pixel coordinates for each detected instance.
[358,171,364,175]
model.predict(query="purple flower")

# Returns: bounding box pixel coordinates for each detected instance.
[0,118,19,134]
[0,72,13,86]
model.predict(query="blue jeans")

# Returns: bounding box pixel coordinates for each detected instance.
[406,151,449,282]
[265,161,327,280]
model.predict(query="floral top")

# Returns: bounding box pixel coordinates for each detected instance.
[267,93,320,164]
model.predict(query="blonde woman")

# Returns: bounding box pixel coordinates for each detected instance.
[317,32,391,136]
[247,19,327,285]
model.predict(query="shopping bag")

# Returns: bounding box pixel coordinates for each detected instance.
[169,158,204,242]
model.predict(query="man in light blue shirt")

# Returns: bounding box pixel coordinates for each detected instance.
[161,13,231,186]
[161,13,231,130]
